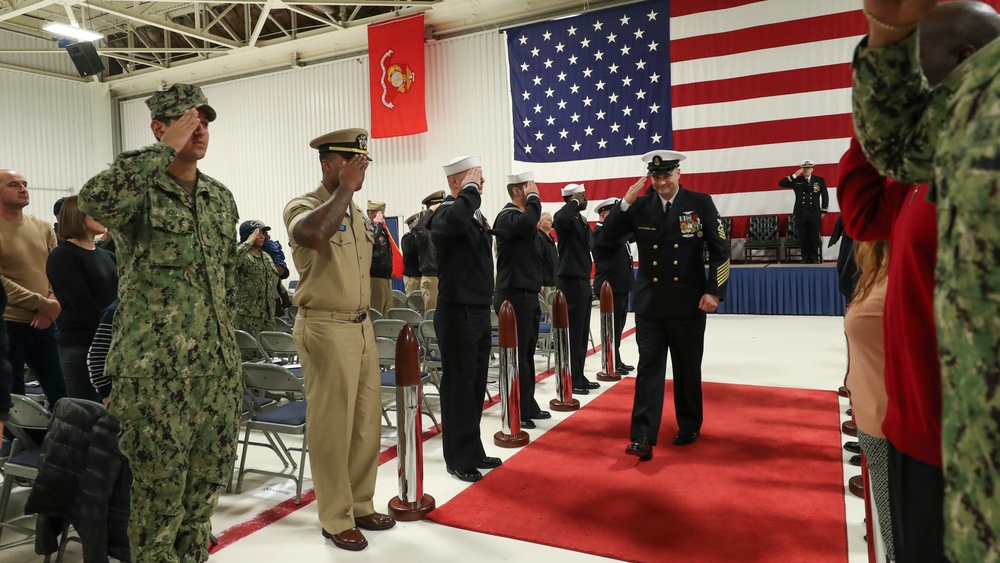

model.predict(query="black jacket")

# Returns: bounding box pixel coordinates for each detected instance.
[603,187,729,319]
[430,186,494,306]
[778,173,830,218]
[533,230,559,287]
[553,200,593,279]
[25,398,131,563]
[494,195,543,292]
[592,222,634,295]
[400,232,421,277]
[370,222,393,279]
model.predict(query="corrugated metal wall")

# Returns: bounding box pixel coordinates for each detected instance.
[0,29,79,77]
[0,67,113,221]
[118,30,515,279]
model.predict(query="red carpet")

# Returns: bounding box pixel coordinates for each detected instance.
[428,379,849,562]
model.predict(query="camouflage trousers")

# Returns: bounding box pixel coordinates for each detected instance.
[110,372,241,563]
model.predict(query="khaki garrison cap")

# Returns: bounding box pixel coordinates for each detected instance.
[367,201,387,213]
[146,83,217,122]
[405,213,420,225]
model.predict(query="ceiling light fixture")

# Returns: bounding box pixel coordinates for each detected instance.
[43,22,103,42]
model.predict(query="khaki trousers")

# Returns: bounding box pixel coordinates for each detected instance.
[420,276,438,311]
[403,276,421,296]
[370,277,393,316]
[293,315,381,534]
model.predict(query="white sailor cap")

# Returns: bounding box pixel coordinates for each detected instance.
[800,159,816,168]
[560,183,586,196]
[642,150,687,173]
[443,155,483,176]
[506,171,534,185]
[594,197,619,214]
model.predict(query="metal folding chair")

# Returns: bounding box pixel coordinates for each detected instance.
[0,395,51,543]
[257,331,299,363]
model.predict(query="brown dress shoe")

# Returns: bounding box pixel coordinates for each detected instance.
[322,527,368,551]
[848,475,865,499]
[842,420,858,437]
[355,512,396,531]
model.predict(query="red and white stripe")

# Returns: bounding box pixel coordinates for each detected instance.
[528,0,867,243]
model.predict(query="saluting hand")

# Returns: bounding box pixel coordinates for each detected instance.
[160,109,201,153]
[698,294,719,313]
[624,175,648,205]
[523,180,539,196]
[462,167,484,194]
[794,168,805,177]
[339,155,369,191]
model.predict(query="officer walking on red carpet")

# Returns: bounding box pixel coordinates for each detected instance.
[602,150,730,461]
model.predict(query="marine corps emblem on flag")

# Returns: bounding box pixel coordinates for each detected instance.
[379,50,416,110]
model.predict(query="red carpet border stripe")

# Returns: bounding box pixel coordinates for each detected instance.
[208,329,626,553]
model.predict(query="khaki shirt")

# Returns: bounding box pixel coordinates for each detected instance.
[78,142,241,379]
[283,184,373,312]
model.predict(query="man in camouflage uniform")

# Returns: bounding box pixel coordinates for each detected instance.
[853,1,1000,560]
[234,219,279,342]
[79,84,242,563]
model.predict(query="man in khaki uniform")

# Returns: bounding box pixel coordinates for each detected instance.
[283,128,394,552]
[367,201,394,316]
[417,190,445,311]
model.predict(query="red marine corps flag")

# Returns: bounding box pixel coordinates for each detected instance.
[367,13,427,138]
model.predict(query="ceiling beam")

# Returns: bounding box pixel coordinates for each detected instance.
[0,0,64,23]
[0,60,87,81]
[83,1,242,48]
[247,0,275,47]
[277,2,343,30]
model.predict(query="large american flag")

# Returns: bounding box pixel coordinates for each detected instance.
[506,0,871,250]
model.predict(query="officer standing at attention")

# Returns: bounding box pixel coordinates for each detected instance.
[416,190,445,311]
[78,84,242,562]
[493,171,551,429]
[430,155,502,483]
[554,183,600,395]
[283,128,395,552]
[234,219,279,343]
[367,201,394,316]
[534,211,559,302]
[603,150,730,462]
[778,160,829,263]
[592,198,635,374]
[400,213,422,296]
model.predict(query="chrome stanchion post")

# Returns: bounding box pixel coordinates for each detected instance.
[596,281,622,381]
[494,300,529,447]
[549,290,580,412]
[388,324,436,520]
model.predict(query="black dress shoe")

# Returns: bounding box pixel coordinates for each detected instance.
[843,441,861,454]
[585,381,600,389]
[849,455,862,467]
[572,386,590,395]
[447,467,483,482]
[625,437,653,461]
[477,456,502,469]
[673,430,700,446]
[530,411,551,420]
[616,363,634,372]
[520,419,536,429]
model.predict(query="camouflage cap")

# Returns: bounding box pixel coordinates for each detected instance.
[146,83,217,122]
[239,219,270,242]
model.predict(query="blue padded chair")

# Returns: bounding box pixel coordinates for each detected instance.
[236,363,308,504]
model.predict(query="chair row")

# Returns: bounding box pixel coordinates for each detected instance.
[744,214,823,263]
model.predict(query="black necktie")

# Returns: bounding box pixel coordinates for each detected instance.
[663,201,671,217]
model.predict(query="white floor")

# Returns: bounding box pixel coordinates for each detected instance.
[0,311,867,563]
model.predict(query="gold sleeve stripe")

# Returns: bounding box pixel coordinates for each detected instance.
[717,259,731,286]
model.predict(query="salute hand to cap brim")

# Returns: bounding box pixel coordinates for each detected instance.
[339,154,369,191]
[160,109,201,154]
[524,180,539,196]
[624,175,649,205]
[794,168,805,177]
[462,167,484,194]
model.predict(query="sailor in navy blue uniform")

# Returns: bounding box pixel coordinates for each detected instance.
[493,171,550,429]
[777,159,829,263]
[592,197,635,374]
[429,155,502,483]
[553,183,600,395]
[603,150,730,461]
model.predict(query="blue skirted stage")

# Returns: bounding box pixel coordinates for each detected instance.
[715,264,845,316]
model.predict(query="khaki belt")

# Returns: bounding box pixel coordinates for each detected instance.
[298,307,368,323]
